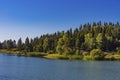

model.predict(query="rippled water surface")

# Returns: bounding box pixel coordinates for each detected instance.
[0,53,120,80]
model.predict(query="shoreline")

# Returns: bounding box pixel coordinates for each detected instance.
[0,49,120,61]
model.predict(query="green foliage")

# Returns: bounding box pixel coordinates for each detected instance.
[96,33,104,50]
[68,55,83,60]
[43,37,49,52]
[116,47,120,54]
[25,37,33,52]
[56,34,73,55]
[44,54,82,60]
[0,22,120,59]
[0,42,2,49]
[90,49,103,60]
[64,47,73,55]
[75,49,80,55]
[83,55,91,60]
[82,52,89,56]
[2,40,16,50]
[47,50,54,54]
[26,52,46,57]
[17,38,22,51]
[75,39,81,49]
[114,54,120,60]
[84,33,96,50]
[56,38,64,54]
[104,54,114,60]
[104,53,120,60]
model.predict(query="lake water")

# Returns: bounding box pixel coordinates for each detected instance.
[0,53,120,80]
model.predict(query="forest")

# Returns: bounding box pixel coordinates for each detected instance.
[0,22,120,60]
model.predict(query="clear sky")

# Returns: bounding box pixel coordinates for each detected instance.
[0,0,120,42]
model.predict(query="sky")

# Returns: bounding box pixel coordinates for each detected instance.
[0,0,120,42]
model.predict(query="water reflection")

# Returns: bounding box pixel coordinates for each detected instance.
[0,54,120,80]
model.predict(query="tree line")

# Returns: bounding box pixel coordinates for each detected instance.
[0,22,120,55]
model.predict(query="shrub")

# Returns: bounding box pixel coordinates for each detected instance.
[75,49,80,55]
[116,47,120,54]
[68,55,83,60]
[114,54,120,60]
[90,49,103,60]
[47,50,54,54]
[104,54,114,60]
[82,52,89,56]
[83,55,91,60]
[64,47,73,55]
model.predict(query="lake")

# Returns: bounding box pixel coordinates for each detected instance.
[0,53,120,80]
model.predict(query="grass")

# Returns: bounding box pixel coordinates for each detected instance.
[0,49,21,54]
[25,52,47,57]
[44,54,68,59]
[0,49,46,57]
[44,54,82,60]
[83,55,92,60]
[104,54,114,60]
[0,49,83,60]
[114,54,120,60]
[104,53,120,60]
[0,49,120,60]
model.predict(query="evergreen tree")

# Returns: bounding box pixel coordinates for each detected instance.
[25,37,32,52]
[84,33,96,50]
[17,38,22,51]
[43,37,49,53]
[96,33,104,50]
[0,22,120,54]
[56,38,64,54]
[0,42,2,49]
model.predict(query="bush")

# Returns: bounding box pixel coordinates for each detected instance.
[64,47,73,55]
[25,52,46,57]
[47,50,54,54]
[68,55,83,60]
[83,55,91,60]
[90,49,103,60]
[82,52,89,56]
[114,54,120,60]
[116,47,120,54]
[75,49,80,55]
[104,54,114,60]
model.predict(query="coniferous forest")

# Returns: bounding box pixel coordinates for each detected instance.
[0,22,120,60]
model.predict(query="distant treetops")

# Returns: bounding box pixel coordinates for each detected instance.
[0,22,120,55]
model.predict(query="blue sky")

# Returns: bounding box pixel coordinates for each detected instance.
[0,0,120,42]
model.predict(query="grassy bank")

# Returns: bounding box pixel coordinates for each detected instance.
[44,54,82,60]
[0,49,83,60]
[0,49,120,61]
[0,49,46,57]
[0,49,23,55]
[104,54,120,60]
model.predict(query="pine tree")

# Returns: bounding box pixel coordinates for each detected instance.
[17,38,22,51]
